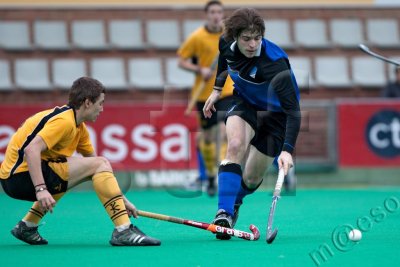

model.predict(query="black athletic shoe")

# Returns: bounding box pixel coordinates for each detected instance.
[109,224,161,246]
[207,176,216,197]
[232,203,241,227]
[11,221,48,245]
[212,209,233,240]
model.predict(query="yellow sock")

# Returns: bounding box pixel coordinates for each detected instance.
[92,172,130,227]
[199,141,216,177]
[23,192,64,225]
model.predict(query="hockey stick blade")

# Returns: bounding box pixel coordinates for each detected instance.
[266,168,285,244]
[266,229,278,244]
[266,197,279,244]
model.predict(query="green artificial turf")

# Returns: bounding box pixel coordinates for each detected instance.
[1,188,399,267]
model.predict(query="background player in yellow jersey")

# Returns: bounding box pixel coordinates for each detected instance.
[0,77,160,246]
[178,0,234,196]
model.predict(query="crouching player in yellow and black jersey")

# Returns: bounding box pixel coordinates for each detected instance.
[178,0,234,196]
[0,77,160,246]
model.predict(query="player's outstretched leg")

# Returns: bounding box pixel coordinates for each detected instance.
[92,171,160,246]
[66,156,161,246]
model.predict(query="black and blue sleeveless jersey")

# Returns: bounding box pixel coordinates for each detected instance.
[214,36,301,153]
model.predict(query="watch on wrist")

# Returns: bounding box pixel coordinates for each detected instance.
[35,187,47,193]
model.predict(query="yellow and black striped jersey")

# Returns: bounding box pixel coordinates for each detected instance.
[0,105,94,179]
[177,26,234,102]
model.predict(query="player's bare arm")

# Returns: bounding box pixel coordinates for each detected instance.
[24,135,56,213]
[178,57,213,80]
[203,88,221,118]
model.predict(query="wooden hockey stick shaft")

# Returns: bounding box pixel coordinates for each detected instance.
[137,210,260,241]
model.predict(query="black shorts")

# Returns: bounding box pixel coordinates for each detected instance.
[196,95,235,130]
[0,160,68,202]
[225,94,286,157]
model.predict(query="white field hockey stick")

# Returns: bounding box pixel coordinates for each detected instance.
[266,168,285,244]
[359,44,400,66]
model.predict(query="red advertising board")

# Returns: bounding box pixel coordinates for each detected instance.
[0,103,199,170]
[338,100,400,167]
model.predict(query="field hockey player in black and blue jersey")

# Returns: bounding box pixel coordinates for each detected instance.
[203,8,301,240]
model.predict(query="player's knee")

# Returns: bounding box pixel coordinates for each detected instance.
[95,156,113,173]
[243,176,262,189]
[227,138,245,156]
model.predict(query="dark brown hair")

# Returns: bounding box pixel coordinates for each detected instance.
[204,0,223,12]
[223,8,265,42]
[68,77,106,109]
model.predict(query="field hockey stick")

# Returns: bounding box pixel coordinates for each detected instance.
[137,210,260,241]
[185,55,219,115]
[266,168,285,244]
[359,44,400,66]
